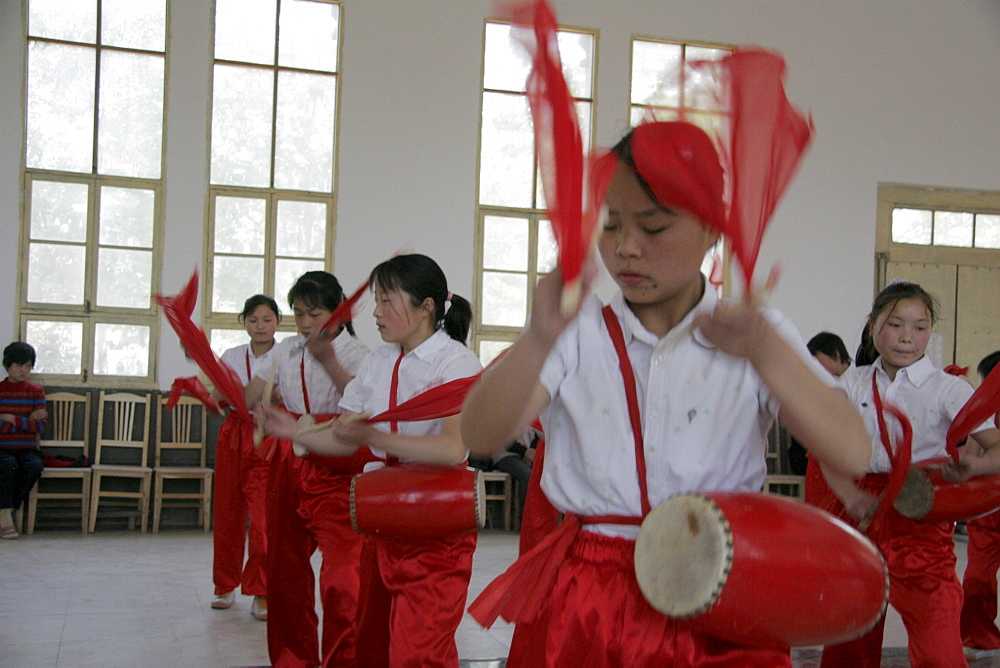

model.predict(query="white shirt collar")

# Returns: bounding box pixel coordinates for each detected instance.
[608,278,718,350]
[874,355,935,387]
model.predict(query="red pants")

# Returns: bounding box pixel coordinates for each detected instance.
[354,530,477,667]
[265,442,366,668]
[509,530,791,667]
[212,414,269,596]
[813,475,966,668]
[962,509,1000,650]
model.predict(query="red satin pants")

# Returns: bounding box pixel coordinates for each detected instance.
[962,509,1000,650]
[354,530,477,667]
[814,475,967,668]
[509,530,792,668]
[212,414,269,596]
[265,443,365,668]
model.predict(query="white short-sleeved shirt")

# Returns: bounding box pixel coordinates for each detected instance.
[539,288,823,539]
[339,328,483,460]
[221,343,277,388]
[252,331,369,415]
[838,356,988,472]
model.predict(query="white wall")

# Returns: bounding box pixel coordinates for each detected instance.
[2,0,998,386]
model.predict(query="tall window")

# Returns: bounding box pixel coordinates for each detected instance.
[20,0,167,385]
[206,0,341,355]
[473,20,596,364]
[630,37,733,290]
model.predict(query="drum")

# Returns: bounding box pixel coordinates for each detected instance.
[634,491,888,649]
[893,458,1000,522]
[350,465,485,538]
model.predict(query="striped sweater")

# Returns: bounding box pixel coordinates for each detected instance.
[0,379,47,449]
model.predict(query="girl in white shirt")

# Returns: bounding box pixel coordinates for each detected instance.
[211,295,280,619]
[813,281,1000,667]
[268,254,482,667]
[247,271,370,668]
[460,121,872,667]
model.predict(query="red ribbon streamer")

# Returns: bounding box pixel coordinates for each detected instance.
[947,362,1000,458]
[166,376,221,414]
[319,280,368,334]
[155,270,250,419]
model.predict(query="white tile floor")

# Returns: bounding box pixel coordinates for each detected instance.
[1,527,998,667]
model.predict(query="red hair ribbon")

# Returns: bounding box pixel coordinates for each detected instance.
[166,376,221,414]
[155,270,250,419]
[631,48,814,294]
[943,364,969,377]
[504,0,613,314]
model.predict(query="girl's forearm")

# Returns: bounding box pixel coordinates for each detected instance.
[461,329,551,457]
[365,429,468,466]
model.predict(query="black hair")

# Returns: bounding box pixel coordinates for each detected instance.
[287,271,356,337]
[238,294,281,325]
[807,332,851,366]
[610,129,662,207]
[368,254,472,344]
[854,281,938,366]
[979,350,1000,380]
[3,341,37,369]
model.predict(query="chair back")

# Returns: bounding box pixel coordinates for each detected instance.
[95,391,152,467]
[40,391,91,456]
[154,395,208,468]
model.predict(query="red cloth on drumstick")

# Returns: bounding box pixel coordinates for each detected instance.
[166,376,221,414]
[946,362,1000,460]
[155,270,250,419]
[506,0,614,310]
[318,280,367,334]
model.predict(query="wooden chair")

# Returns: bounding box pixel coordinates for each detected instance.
[481,471,513,531]
[152,395,213,533]
[26,391,92,535]
[89,391,153,533]
[763,474,806,501]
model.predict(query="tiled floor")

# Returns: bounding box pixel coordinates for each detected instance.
[2,527,999,667]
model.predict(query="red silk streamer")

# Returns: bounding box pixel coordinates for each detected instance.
[155,270,250,419]
[319,280,368,334]
[363,373,482,425]
[943,364,969,377]
[630,49,813,294]
[166,376,221,414]
[946,362,1000,460]
[504,0,612,312]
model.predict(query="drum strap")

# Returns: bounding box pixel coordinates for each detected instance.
[870,372,898,465]
[245,348,252,383]
[389,349,404,435]
[300,352,312,414]
[601,304,652,517]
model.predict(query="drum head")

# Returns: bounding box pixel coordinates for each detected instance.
[634,494,732,618]
[893,465,934,519]
[472,468,486,528]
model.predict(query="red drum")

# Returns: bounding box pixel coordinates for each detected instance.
[894,458,1000,522]
[634,491,888,649]
[350,465,485,538]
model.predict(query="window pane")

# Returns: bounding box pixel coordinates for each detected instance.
[478,340,513,368]
[98,50,165,179]
[26,320,84,375]
[631,41,681,108]
[28,243,86,304]
[975,214,1000,250]
[276,200,327,257]
[483,23,529,93]
[214,196,267,254]
[480,92,534,208]
[93,323,149,376]
[685,46,728,112]
[482,272,528,327]
[101,0,166,51]
[99,186,155,247]
[279,0,339,72]
[215,0,276,65]
[29,0,97,42]
[274,71,336,192]
[934,211,973,248]
[211,65,275,187]
[891,208,932,245]
[213,256,265,312]
[26,42,96,172]
[276,259,325,305]
[538,220,557,273]
[96,248,152,308]
[211,329,249,358]
[30,181,89,243]
[630,106,679,127]
[483,216,528,271]
[557,31,593,99]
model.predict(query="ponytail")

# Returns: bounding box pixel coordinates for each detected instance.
[442,293,472,344]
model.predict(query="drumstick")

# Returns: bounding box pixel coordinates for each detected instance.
[253,358,277,447]
[293,412,370,438]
